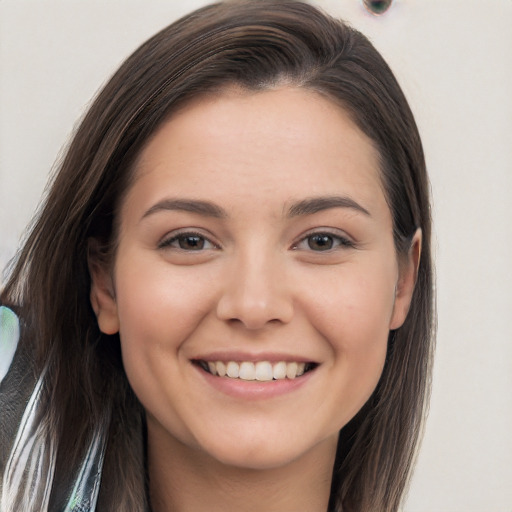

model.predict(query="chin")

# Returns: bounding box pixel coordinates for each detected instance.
[197,428,336,473]
[209,447,302,472]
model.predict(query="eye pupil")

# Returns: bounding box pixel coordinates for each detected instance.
[308,234,333,251]
[179,235,204,250]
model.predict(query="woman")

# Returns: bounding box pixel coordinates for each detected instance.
[0,1,434,511]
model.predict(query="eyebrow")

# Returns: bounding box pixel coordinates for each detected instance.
[141,195,370,221]
[141,199,227,220]
[287,196,371,217]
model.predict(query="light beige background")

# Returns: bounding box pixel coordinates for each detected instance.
[1,1,511,510]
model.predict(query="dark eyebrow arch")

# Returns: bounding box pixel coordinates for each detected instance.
[287,196,371,217]
[141,199,227,220]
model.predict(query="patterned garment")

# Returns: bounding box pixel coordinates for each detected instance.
[0,306,107,512]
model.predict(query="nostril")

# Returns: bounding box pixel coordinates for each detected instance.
[216,294,293,329]
[216,263,294,328]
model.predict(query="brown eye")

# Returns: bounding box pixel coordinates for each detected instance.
[159,232,216,251]
[293,231,355,253]
[308,234,334,251]
[177,235,205,250]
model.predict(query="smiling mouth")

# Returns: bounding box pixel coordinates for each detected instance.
[194,360,317,381]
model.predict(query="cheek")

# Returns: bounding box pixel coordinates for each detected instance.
[112,255,221,443]
[303,263,397,341]
[115,253,216,336]
[112,253,217,384]
[299,265,395,416]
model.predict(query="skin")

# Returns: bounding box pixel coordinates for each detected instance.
[90,86,420,511]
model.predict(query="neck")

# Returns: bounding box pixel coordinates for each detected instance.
[147,422,337,512]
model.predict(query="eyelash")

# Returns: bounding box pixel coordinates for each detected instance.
[158,229,354,252]
[293,230,355,252]
[158,231,219,251]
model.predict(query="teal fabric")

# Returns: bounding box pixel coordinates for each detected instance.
[0,306,19,385]
[0,307,107,512]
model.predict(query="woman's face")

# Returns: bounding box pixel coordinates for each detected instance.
[91,87,418,471]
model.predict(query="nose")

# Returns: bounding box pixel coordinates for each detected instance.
[216,251,294,330]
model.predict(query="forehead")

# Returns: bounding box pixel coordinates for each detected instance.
[124,86,387,219]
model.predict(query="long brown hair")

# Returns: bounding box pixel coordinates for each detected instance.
[1,1,434,510]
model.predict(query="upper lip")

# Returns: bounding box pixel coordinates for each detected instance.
[192,351,318,364]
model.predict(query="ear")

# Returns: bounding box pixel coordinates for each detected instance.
[88,238,120,335]
[389,229,422,330]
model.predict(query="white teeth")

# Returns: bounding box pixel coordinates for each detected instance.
[216,361,226,377]
[273,361,287,380]
[226,361,239,378]
[203,360,312,381]
[239,362,256,380]
[255,361,273,381]
[286,362,298,379]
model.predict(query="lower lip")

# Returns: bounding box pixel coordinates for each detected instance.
[194,364,316,400]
